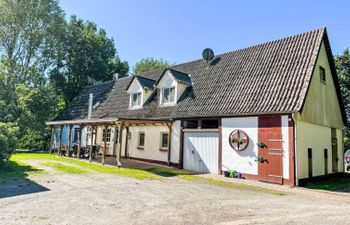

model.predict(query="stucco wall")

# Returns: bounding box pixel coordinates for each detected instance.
[296,120,343,179]
[126,125,170,162]
[221,117,259,175]
[170,120,181,163]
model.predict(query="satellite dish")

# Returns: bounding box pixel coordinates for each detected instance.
[202,48,215,62]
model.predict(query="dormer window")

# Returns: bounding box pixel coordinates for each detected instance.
[131,92,142,107]
[162,87,175,104]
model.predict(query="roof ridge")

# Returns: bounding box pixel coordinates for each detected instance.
[135,75,157,82]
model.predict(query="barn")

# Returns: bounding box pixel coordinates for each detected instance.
[47,27,346,186]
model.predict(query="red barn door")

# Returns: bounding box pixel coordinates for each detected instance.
[258,116,283,184]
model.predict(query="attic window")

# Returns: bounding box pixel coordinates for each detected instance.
[162,87,175,104]
[131,92,141,107]
[320,66,326,82]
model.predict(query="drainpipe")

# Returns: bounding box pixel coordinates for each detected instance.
[292,113,298,186]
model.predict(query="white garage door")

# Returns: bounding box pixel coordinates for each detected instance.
[183,132,219,174]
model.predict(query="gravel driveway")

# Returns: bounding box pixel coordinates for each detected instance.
[1,161,350,225]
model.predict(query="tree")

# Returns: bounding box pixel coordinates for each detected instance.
[132,57,171,75]
[50,15,129,105]
[335,49,350,149]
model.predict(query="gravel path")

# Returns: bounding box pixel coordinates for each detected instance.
[0,161,350,225]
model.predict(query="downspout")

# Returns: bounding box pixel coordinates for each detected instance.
[292,113,298,186]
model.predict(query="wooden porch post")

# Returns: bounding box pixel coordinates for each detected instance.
[50,126,55,154]
[58,125,63,156]
[102,124,107,165]
[67,125,73,157]
[167,123,173,166]
[89,125,94,162]
[116,123,123,166]
[77,125,83,159]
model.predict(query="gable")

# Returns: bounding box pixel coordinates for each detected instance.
[127,78,142,94]
[298,41,344,128]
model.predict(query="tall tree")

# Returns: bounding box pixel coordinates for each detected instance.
[50,15,129,105]
[335,49,350,149]
[132,57,171,75]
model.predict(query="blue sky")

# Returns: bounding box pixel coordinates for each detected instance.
[60,0,349,69]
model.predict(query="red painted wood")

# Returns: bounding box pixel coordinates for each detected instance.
[258,116,283,184]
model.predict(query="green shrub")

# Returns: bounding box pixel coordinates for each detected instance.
[0,122,19,165]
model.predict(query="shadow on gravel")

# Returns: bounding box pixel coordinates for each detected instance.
[0,161,49,198]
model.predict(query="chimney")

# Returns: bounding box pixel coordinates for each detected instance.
[113,73,119,80]
[88,93,93,119]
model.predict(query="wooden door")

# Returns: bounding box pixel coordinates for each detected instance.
[332,138,338,172]
[258,116,283,184]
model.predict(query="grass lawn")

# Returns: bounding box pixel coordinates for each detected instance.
[1,152,285,195]
[303,173,350,191]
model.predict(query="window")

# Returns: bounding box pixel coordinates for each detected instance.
[308,148,313,178]
[184,120,199,129]
[202,119,219,129]
[160,132,169,149]
[138,132,145,148]
[324,149,328,175]
[102,128,111,142]
[320,66,326,82]
[131,92,142,107]
[162,87,175,104]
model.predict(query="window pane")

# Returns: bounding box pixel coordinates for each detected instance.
[139,133,145,146]
[320,66,326,82]
[163,88,169,102]
[202,120,219,129]
[161,133,169,148]
[184,120,199,129]
[137,93,141,105]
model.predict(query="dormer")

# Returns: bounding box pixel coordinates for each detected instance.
[126,76,156,109]
[155,68,192,107]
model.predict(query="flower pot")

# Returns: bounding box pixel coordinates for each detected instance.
[223,171,230,177]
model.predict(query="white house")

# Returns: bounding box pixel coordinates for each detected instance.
[47,27,346,186]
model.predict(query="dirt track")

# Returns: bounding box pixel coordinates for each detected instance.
[0,160,350,225]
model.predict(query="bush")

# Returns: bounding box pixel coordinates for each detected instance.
[0,122,19,165]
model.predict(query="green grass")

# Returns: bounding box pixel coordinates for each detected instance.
[303,173,350,191]
[12,153,160,180]
[0,160,44,184]
[41,162,87,174]
[146,167,285,196]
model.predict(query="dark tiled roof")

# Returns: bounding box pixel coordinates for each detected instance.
[127,76,157,90]
[53,28,346,124]
[163,68,192,86]
[54,80,115,121]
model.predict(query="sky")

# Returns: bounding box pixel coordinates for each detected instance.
[60,0,350,69]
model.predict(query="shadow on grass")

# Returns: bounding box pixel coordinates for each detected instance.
[0,160,49,198]
[302,173,350,192]
[144,167,199,177]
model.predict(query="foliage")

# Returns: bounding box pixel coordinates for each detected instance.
[0,0,129,162]
[0,122,19,163]
[50,15,129,105]
[132,57,171,75]
[335,49,350,149]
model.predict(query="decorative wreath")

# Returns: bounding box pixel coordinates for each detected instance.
[229,130,249,151]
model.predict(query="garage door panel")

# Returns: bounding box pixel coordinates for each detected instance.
[183,132,218,174]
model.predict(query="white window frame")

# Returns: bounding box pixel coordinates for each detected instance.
[137,132,145,149]
[160,132,169,150]
[130,92,142,108]
[161,87,176,105]
[102,128,111,143]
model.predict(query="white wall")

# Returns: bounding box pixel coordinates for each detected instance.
[281,115,290,179]
[171,120,181,163]
[126,125,170,162]
[222,117,259,175]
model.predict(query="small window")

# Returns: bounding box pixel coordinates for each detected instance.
[138,132,145,148]
[320,66,326,82]
[324,149,328,175]
[162,87,175,104]
[160,132,169,149]
[202,119,219,129]
[102,128,111,142]
[308,148,313,178]
[184,120,199,129]
[131,92,142,107]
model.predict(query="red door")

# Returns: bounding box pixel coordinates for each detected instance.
[258,116,283,184]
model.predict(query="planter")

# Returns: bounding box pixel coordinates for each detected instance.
[223,171,230,177]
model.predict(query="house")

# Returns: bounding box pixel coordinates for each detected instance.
[47,27,346,186]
